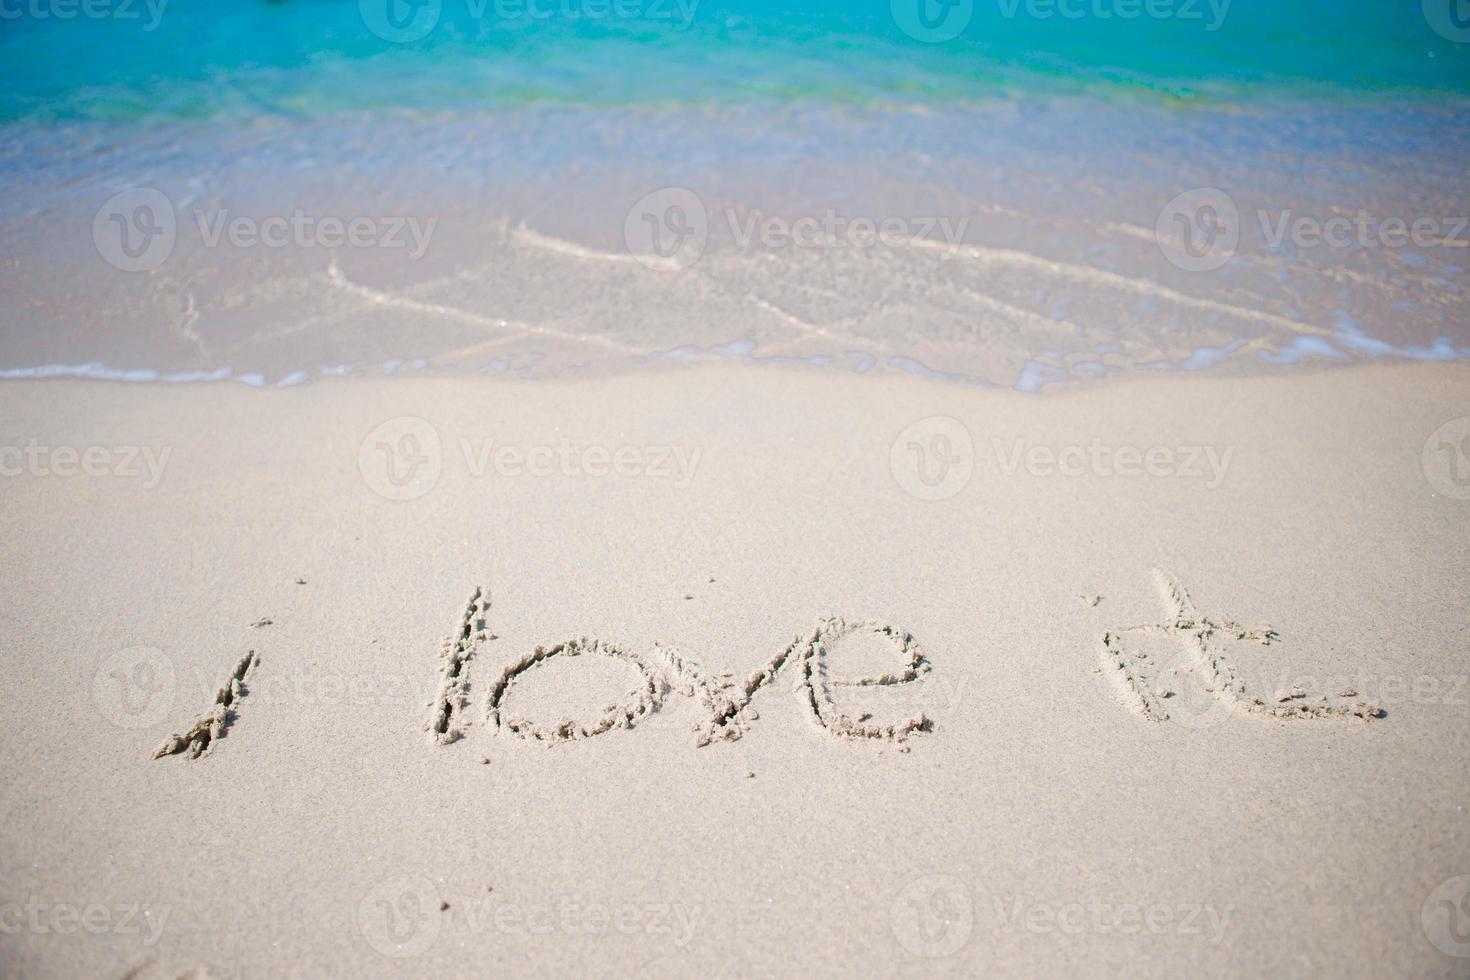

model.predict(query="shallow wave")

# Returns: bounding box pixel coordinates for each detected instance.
[2,100,1467,390]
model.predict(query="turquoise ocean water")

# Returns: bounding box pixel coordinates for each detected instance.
[2,1,1468,386]
[1,0,1467,122]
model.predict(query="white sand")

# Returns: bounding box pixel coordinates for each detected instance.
[1,361,1468,977]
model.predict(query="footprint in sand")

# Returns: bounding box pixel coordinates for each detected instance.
[1099,568,1384,728]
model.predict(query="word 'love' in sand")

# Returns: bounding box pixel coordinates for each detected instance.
[429,589,933,751]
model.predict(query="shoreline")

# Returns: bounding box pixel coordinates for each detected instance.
[0,339,1466,393]
[6,100,1466,388]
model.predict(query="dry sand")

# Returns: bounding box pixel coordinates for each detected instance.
[1,360,1468,977]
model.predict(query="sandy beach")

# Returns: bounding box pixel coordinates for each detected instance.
[4,1,1470,975]
[1,360,1467,976]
